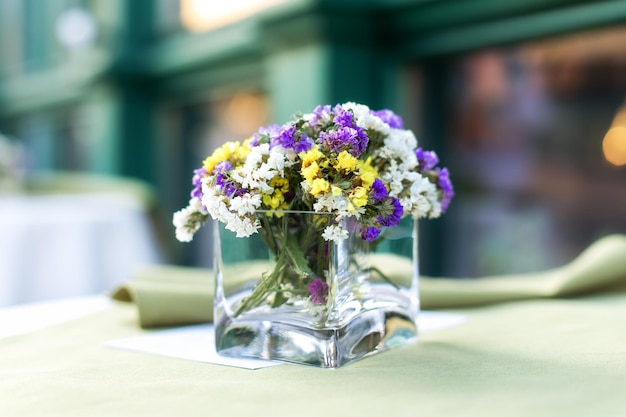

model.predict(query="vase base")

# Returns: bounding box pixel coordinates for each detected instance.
[215,308,418,368]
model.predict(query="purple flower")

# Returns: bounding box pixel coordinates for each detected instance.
[370,178,388,203]
[308,278,329,304]
[332,104,355,128]
[415,147,439,171]
[378,197,404,227]
[213,160,232,173]
[311,104,370,157]
[191,167,207,199]
[271,124,314,153]
[319,127,355,151]
[293,134,314,153]
[319,126,368,157]
[436,167,454,213]
[272,124,297,149]
[213,161,244,197]
[372,109,403,129]
[251,124,280,146]
[309,105,332,125]
[361,226,381,242]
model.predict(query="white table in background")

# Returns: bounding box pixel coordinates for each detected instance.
[0,192,162,307]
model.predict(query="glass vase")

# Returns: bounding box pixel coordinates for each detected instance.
[213,211,419,368]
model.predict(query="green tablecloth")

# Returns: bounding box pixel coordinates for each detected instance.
[1,294,625,417]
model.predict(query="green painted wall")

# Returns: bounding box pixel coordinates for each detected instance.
[266,43,330,122]
[81,85,121,174]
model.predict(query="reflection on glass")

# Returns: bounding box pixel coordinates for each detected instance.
[421,26,626,277]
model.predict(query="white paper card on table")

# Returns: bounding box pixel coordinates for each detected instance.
[103,311,467,370]
[419,310,468,333]
[103,323,278,369]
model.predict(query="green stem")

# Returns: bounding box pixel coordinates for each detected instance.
[231,212,330,317]
[233,249,286,316]
[369,266,400,289]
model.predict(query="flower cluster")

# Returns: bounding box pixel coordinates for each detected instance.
[173,102,454,245]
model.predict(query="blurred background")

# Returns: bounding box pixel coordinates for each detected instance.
[1,0,626,305]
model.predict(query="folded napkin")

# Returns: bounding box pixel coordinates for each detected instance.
[111,234,626,328]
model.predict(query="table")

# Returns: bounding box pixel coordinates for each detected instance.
[0,193,162,306]
[1,293,624,417]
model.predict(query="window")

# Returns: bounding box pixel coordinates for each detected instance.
[416,26,626,277]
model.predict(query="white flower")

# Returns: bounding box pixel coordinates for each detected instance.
[266,149,287,173]
[338,206,364,220]
[189,196,207,214]
[343,102,392,135]
[284,148,298,163]
[380,161,406,197]
[402,175,442,219]
[243,145,265,168]
[403,194,429,218]
[172,209,195,242]
[172,204,194,225]
[174,227,194,243]
[201,184,222,210]
[313,192,346,212]
[322,224,349,242]
[342,102,369,119]
[229,193,262,216]
[428,201,442,219]
[172,198,207,242]
[225,215,260,237]
[379,129,418,169]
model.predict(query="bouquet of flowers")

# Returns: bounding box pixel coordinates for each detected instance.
[174,102,453,316]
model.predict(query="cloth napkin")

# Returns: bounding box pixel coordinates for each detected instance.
[111,234,626,328]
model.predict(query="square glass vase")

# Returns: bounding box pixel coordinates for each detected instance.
[213,211,419,368]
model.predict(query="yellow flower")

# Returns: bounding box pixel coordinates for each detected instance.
[262,176,290,210]
[202,141,249,173]
[263,192,286,210]
[335,151,358,173]
[357,158,377,189]
[310,178,330,196]
[350,186,369,207]
[331,185,342,196]
[270,176,289,193]
[234,140,251,161]
[299,146,324,168]
[301,162,320,183]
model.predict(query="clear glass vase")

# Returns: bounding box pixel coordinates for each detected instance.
[213,211,419,368]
